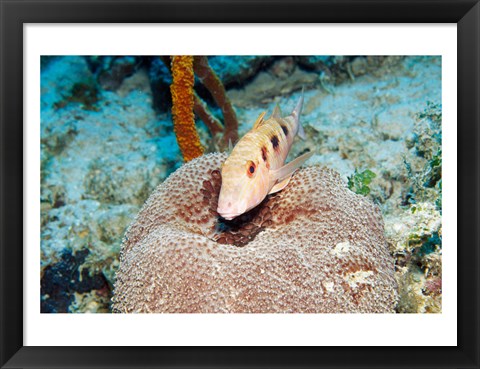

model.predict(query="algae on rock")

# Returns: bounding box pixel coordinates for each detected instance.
[40,56,182,312]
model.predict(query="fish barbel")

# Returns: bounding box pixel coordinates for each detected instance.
[217,91,314,220]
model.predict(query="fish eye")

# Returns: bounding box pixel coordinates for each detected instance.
[246,160,256,177]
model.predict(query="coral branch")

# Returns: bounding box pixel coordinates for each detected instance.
[193,92,224,137]
[193,56,239,148]
[170,56,204,162]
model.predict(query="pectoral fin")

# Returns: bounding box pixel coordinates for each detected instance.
[270,151,314,183]
[268,176,292,194]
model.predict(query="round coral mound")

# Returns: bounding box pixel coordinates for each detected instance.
[112,153,397,313]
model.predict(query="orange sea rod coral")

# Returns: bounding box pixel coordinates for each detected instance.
[193,56,239,149]
[170,56,204,162]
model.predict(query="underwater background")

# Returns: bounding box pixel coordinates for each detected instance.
[40,55,442,313]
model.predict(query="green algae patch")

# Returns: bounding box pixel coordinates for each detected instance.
[347,169,377,196]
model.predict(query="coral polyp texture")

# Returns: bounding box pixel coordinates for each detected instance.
[112,153,397,313]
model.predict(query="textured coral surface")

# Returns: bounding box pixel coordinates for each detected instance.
[112,153,397,313]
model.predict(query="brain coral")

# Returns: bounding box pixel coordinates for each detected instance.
[112,153,397,313]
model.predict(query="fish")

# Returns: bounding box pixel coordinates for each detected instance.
[217,91,314,220]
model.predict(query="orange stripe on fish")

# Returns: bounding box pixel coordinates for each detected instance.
[217,91,313,220]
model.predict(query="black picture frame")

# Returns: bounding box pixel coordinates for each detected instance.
[1,0,479,368]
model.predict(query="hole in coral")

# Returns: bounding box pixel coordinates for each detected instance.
[205,170,279,247]
[212,199,272,247]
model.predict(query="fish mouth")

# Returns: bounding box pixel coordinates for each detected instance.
[216,209,242,221]
[218,213,240,221]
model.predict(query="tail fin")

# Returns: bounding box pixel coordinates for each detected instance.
[292,88,306,140]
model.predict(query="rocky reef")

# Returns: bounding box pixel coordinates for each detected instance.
[40,55,442,313]
[41,56,181,312]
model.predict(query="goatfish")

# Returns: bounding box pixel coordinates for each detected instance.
[217,92,314,220]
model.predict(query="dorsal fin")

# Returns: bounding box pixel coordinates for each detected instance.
[253,111,267,130]
[271,104,282,119]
